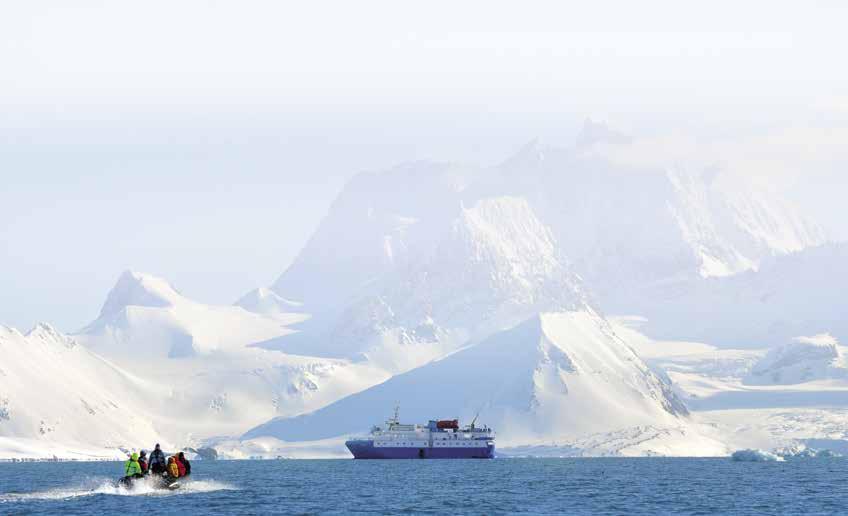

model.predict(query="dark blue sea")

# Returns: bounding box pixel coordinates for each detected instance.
[1,458,846,515]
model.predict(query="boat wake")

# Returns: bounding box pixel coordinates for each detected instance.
[0,476,235,501]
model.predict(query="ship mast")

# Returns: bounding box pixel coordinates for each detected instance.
[470,410,480,430]
[387,404,400,428]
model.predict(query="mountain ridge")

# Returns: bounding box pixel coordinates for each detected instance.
[244,310,693,449]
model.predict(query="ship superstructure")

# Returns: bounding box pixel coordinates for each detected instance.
[345,408,495,459]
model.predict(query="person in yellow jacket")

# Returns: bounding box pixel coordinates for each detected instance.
[167,456,180,478]
[124,452,143,479]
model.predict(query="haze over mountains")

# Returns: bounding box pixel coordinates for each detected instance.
[1,122,844,459]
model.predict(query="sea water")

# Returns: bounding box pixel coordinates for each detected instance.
[1,458,846,515]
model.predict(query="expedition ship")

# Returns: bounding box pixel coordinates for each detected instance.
[345,408,495,459]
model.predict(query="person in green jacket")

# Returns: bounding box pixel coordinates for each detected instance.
[124,452,143,479]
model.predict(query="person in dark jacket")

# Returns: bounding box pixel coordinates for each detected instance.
[148,443,167,474]
[177,452,191,476]
[138,450,149,475]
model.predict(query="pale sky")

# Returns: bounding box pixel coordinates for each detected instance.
[2,1,847,331]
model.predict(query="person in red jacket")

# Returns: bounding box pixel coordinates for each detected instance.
[138,450,149,475]
[177,452,191,476]
[173,454,187,477]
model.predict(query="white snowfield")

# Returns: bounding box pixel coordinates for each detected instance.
[82,270,308,359]
[747,334,847,385]
[235,287,303,317]
[0,272,391,459]
[0,324,161,460]
[624,243,848,347]
[615,317,848,454]
[1,123,845,459]
[318,196,589,374]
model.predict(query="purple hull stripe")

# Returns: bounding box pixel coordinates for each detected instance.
[346,440,495,459]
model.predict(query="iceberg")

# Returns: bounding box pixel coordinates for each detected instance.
[731,449,784,462]
[774,445,842,459]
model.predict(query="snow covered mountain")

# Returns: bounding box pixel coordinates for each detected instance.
[262,196,588,373]
[481,131,825,312]
[267,124,825,356]
[330,196,586,371]
[0,271,396,458]
[0,323,162,459]
[235,126,828,455]
[75,271,391,438]
[0,125,833,459]
[81,270,306,360]
[746,334,847,385]
[629,243,848,347]
[663,168,823,278]
[271,161,480,315]
[244,310,726,456]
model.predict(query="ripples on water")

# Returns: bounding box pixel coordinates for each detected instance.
[1,458,846,515]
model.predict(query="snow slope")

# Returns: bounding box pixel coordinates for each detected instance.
[483,128,824,304]
[243,311,727,456]
[262,197,587,374]
[81,270,307,360]
[236,287,303,316]
[1,270,395,458]
[271,161,481,315]
[746,335,847,385]
[664,168,821,278]
[613,318,848,453]
[0,324,163,459]
[628,243,848,347]
[0,319,390,459]
[268,126,825,354]
[73,271,391,441]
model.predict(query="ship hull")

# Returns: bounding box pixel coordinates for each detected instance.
[346,439,494,459]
